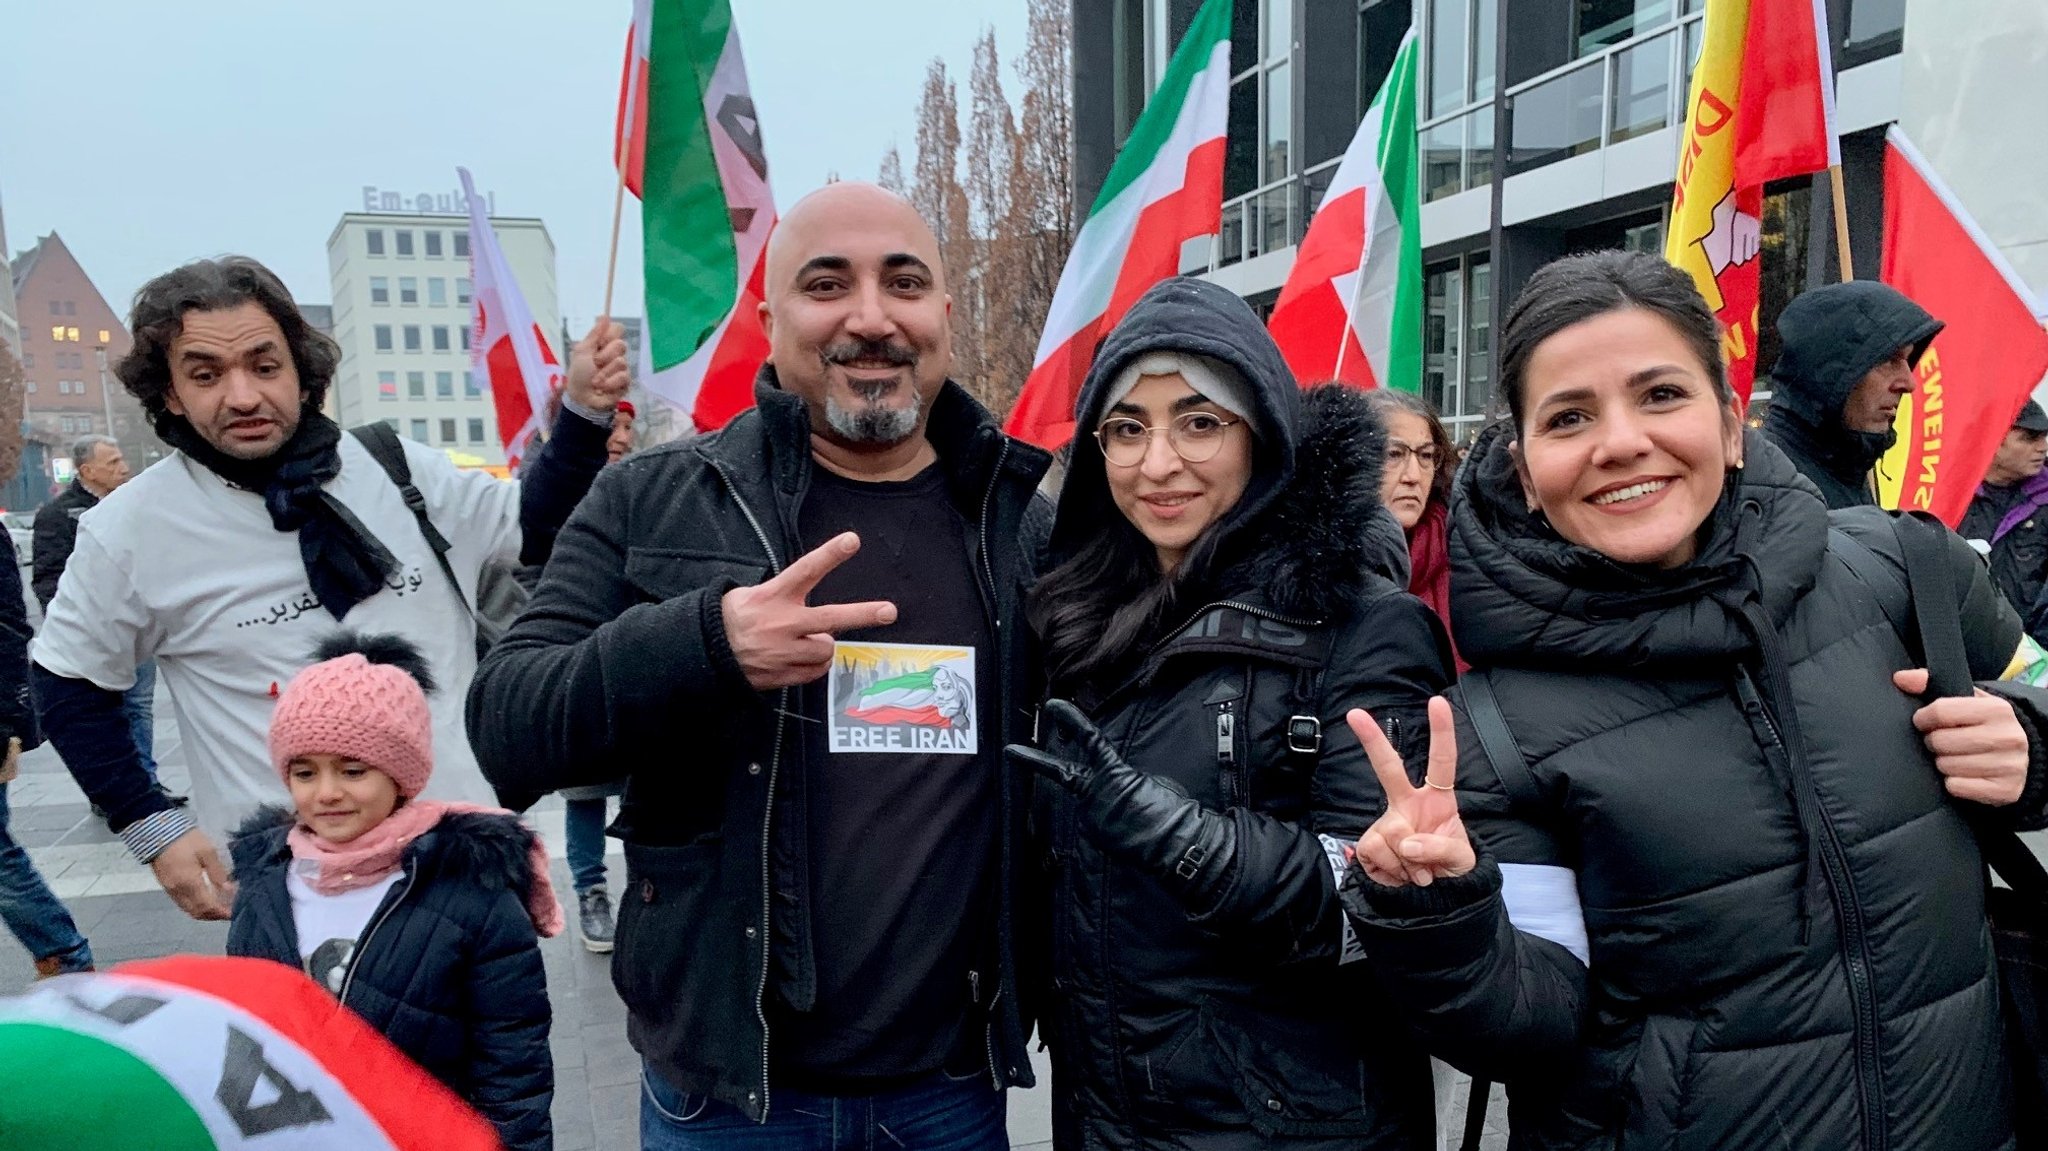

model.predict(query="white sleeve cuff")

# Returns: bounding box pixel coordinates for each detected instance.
[1499,862,1590,965]
[120,807,196,864]
[560,393,616,428]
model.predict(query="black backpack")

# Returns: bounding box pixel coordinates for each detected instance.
[348,422,527,658]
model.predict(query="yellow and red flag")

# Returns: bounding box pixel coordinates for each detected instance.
[1873,127,2048,525]
[1665,0,1838,399]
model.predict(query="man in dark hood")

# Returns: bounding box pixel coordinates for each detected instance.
[1762,280,1944,509]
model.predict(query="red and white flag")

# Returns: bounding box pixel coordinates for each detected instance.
[615,0,653,197]
[460,166,562,470]
[1004,0,1231,449]
[1873,127,2048,524]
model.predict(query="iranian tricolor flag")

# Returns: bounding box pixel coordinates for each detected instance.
[1267,30,1421,390]
[849,668,963,728]
[1005,0,1233,449]
[618,0,777,433]
[461,166,561,471]
[0,957,499,1150]
[1874,126,2048,525]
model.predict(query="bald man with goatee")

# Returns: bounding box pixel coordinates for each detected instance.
[469,183,1049,1146]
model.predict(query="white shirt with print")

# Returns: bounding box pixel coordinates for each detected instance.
[32,434,516,844]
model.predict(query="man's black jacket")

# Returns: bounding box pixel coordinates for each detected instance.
[466,372,1050,1122]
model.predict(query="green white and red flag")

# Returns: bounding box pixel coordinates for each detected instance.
[1267,29,1421,390]
[1004,0,1234,449]
[0,956,499,1150]
[616,0,777,432]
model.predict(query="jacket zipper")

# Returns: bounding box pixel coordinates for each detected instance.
[1735,668,1886,1151]
[337,868,415,1008]
[709,457,788,1122]
[977,439,1010,1090]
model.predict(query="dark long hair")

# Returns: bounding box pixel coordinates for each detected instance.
[1358,387,1454,511]
[117,256,340,437]
[1498,249,1730,431]
[1027,507,1192,695]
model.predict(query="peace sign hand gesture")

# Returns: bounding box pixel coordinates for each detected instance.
[720,532,898,690]
[1349,697,1475,888]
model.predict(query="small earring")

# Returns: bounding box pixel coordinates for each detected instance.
[1734,457,1746,471]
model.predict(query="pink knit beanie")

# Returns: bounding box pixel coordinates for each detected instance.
[269,640,435,799]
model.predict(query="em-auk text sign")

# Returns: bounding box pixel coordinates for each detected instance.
[360,185,496,216]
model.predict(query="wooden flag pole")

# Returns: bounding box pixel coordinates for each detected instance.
[1829,164,1855,281]
[601,157,631,322]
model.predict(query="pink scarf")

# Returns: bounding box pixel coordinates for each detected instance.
[287,800,565,938]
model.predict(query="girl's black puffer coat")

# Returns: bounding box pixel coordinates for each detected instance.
[1029,277,1455,1150]
[1349,422,2048,1150]
[228,808,554,1151]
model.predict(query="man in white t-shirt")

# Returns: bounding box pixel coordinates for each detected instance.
[31,256,620,921]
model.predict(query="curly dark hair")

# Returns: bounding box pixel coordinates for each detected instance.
[117,256,340,436]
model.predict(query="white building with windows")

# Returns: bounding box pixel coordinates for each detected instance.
[324,211,560,469]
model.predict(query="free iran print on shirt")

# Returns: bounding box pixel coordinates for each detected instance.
[827,642,978,755]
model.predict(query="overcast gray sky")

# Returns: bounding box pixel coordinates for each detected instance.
[0,0,1027,333]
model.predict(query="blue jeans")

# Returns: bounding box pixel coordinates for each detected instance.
[564,796,609,893]
[0,783,92,969]
[124,660,158,784]
[640,1066,1005,1151]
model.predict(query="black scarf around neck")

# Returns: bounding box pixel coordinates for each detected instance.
[159,410,399,620]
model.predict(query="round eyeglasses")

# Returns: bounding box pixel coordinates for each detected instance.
[1095,411,1242,467]
[1385,442,1440,473]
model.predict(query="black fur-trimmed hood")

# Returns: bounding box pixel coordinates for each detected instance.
[1205,383,1408,619]
[228,804,543,900]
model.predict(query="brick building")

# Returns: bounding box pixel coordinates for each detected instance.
[9,233,157,486]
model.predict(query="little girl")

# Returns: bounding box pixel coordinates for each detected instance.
[227,631,562,1151]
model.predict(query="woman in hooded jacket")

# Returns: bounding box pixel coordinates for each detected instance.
[1007,276,1455,1150]
[1339,249,2048,1150]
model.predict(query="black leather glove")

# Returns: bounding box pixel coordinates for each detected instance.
[1005,699,1238,915]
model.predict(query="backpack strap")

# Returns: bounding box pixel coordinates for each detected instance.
[1461,671,1542,810]
[348,423,475,617]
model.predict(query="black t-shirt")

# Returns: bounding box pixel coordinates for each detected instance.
[770,462,999,1089]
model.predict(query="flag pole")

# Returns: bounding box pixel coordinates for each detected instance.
[601,159,630,322]
[1828,164,1855,281]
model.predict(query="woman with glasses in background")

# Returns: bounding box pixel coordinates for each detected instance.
[1008,277,1453,1149]
[1361,389,1462,670]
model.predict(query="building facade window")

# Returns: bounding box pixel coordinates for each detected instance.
[409,419,429,443]
[403,326,422,352]
[378,370,397,400]
[467,418,486,445]
[464,370,482,397]
[395,230,415,258]
[366,230,386,257]
[399,277,418,306]
[456,278,472,305]
[432,326,451,352]
[407,371,426,399]
[1218,0,1301,268]
[453,232,470,258]
[374,325,393,352]
[1504,2,1702,178]
[1422,253,1493,443]
[428,278,447,307]
[425,231,444,258]
[435,371,454,398]
[439,418,458,445]
[460,327,472,353]
[369,277,389,305]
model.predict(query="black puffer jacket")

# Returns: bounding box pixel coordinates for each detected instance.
[1347,424,2048,1150]
[227,808,554,1151]
[1029,279,1454,1150]
[1762,280,1944,510]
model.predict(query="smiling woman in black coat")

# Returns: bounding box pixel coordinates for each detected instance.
[1342,250,2048,1150]
[1009,277,1454,1150]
